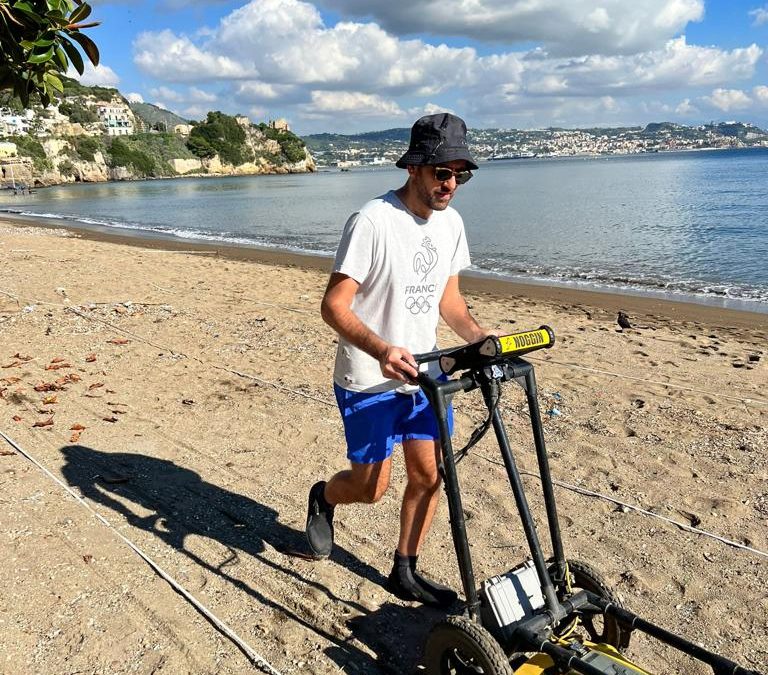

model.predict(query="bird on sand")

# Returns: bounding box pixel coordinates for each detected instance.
[617,311,632,330]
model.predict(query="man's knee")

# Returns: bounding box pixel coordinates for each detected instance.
[359,477,389,503]
[349,460,391,504]
[407,467,442,494]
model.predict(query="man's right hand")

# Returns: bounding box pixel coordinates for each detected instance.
[379,345,419,383]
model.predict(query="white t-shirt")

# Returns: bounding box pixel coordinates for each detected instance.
[332,190,471,393]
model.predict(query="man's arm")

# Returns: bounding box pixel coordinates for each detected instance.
[439,275,488,343]
[321,272,418,383]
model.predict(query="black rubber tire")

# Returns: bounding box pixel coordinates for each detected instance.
[424,615,514,675]
[555,559,631,650]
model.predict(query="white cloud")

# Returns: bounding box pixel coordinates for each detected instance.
[150,86,183,103]
[148,86,219,111]
[675,98,698,115]
[314,0,704,56]
[131,0,765,131]
[749,6,768,26]
[125,92,144,103]
[704,88,752,111]
[303,91,405,118]
[159,0,232,6]
[189,87,218,103]
[68,63,120,87]
[527,75,569,95]
[134,29,255,82]
[234,81,306,106]
[420,102,456,116]
[529,38,762,95]
[753,85,768,104]
[180,105,212,120]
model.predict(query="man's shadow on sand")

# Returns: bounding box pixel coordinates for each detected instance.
[60,444,445,673]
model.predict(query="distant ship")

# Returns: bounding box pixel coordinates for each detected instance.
[487,152,536,161]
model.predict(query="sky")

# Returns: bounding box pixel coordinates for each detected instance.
[75,0,768,135]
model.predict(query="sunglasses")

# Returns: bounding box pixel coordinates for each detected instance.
[432,166,473,185]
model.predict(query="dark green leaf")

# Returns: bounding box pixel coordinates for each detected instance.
[45,10,69,27]
[54,45,67,69]
[68,2,91,24]
[11,2,39,16]
[27,45,54,63]
[44,71,64,92]
[68,29,98,65]
[60,34,83,74]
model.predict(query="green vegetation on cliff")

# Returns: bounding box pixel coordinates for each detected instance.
[58,99,99,124]
[12,134,51,172]
[107,133,197,177]
[257,123,307,163]
[60,76,118,100]
[71,136,102,161]
[185,112,309,166]
[188,112,253,166]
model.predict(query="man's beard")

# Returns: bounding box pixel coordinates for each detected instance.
[416,179,453,213]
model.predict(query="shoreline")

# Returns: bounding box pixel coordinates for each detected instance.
[3,213,766,331]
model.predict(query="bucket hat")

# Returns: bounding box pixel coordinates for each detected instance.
[396,113,478,170]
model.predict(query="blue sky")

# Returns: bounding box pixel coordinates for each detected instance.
[77,0,768,135]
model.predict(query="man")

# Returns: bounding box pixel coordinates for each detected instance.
[306,113,488,608]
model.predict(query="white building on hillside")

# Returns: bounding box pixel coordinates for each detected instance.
[0,108,35,135]
[97,103,134,136]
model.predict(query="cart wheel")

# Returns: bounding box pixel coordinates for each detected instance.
[424,615,514,675]
[555,559,631,650]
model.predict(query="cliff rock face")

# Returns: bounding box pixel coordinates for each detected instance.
[3,118,315,187]
[169,158,203,174]
[201,151,316,176]
[5,140,315,186]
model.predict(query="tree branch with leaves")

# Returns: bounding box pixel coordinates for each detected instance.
[0,0,100,107]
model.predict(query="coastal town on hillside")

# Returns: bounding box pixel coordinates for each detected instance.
[305,121,768,168]
[0,81,307,188]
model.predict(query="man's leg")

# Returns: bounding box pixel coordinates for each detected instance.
[325,458,392,505]
[385,438,457,607]
[398,438,441,555]
[306,459,392,558]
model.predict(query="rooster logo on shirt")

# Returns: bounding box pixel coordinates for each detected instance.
[413,237,438,282]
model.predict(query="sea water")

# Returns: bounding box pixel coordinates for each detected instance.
[3,148,768,314]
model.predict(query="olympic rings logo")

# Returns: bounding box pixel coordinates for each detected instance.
[405,295,433,314]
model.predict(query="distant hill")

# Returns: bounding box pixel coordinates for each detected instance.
[304,121,768,167]
[129,102,189,132]
[306,127,411,145]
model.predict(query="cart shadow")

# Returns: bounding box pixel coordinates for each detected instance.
[59,444,442,672]
[337,603,446,673]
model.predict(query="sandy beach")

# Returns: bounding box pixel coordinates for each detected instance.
[1,218,766,674]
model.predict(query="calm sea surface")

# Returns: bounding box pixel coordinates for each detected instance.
[3,148,768,314]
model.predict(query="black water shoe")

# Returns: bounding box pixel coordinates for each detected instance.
[384,551,457,608]
[306,481,335,559]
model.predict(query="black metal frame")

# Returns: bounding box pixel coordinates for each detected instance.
[415,353,761,675]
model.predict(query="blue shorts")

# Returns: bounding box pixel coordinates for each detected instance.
[334,383,454,464]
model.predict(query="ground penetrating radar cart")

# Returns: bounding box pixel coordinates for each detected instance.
[414,327,761,675]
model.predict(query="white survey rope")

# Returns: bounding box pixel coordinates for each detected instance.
[477,452,768,560]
